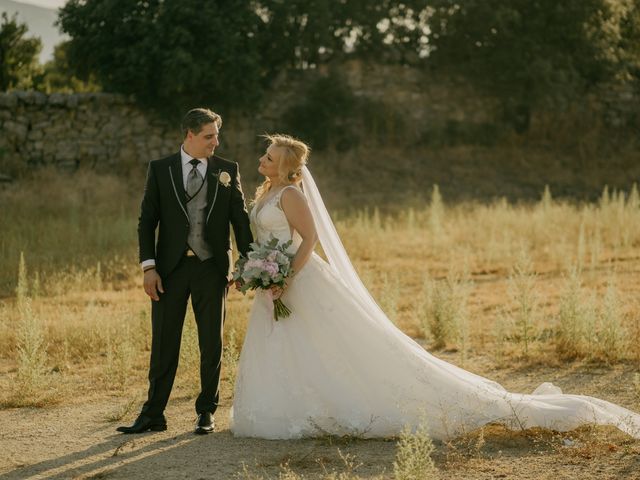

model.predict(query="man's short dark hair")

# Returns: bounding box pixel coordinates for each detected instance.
[181,108,222,138]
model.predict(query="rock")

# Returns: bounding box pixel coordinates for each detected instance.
[0,173,13,183]
[101,121,121,135]
[30,129,45,141]
[14,90,46,105]
[0,93,18,108]
[57,160,78,171]
[110,94,128,105]
[14,90,30,103]
[81,126,99,136]
[33,92,47,106]
[49,93,67,106]
[67,95,79,108]
[148,137,163,149]
[3,120,28,140]
[56,144,77,161]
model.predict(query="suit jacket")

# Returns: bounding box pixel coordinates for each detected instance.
[137,152,253,279]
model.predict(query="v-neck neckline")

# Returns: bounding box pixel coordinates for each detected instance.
[254,187,285,218]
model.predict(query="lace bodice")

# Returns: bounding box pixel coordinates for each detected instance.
[250,186,302,253]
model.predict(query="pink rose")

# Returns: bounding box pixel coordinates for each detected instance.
[264,261,279,277]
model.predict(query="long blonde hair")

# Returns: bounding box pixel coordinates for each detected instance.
[254,134,310,204]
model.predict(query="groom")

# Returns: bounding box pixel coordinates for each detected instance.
[117,108,253,434]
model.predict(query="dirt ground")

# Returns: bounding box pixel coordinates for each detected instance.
[2,353,640,480]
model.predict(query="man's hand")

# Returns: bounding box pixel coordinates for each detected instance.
[143,269,164,301]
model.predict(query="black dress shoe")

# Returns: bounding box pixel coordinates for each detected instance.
[116,414,167,434]
[194,412,214,434]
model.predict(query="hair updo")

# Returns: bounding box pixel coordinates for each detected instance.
[254,134,310,203]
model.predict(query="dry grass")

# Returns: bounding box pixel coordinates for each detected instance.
[393,421,439,480]
[239,449,372,480]
[0,171,639,478]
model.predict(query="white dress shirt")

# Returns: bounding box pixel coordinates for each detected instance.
[141,146,209,270]
[180,145,208,189]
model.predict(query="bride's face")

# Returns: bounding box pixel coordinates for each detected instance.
[258,145,282,180]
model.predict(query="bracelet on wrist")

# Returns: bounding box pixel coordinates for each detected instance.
[143,266,156,273]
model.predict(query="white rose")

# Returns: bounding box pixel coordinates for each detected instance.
[219,171,231,187]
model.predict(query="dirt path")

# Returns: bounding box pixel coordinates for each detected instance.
[2,358,640,479]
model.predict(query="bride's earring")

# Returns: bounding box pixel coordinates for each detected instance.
[288,170,301,181]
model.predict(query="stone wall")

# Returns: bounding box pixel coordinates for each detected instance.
[0,61,501,178]
[0,91,179,175]
[253,60,497,143]
[0,60,637,180]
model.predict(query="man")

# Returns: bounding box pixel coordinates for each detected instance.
[118,108,253,434]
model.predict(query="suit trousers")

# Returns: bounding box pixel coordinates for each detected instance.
[141,255,226,418]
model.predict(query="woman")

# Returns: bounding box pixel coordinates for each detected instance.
[230,134,640,440]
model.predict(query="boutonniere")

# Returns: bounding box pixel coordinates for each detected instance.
[213,170,231,187]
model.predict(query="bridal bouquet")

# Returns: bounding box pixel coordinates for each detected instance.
[232,237,295,320]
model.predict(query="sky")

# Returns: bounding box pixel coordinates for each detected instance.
[14,0,65,8]
[2,0,68,61]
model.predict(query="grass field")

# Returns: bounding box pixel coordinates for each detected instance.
[1,170,639,479]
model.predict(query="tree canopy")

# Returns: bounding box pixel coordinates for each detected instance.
[58,0,264,116]
[427,0,640,130]
[56,0,640,127]
[39,41,100,93]
[0,12,43,91]
[56,0,432,116]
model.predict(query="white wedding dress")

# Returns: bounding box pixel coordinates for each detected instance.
[230,168,640,440]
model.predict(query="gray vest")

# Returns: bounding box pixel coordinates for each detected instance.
[186,176,214,260]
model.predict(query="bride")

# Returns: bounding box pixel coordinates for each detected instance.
[230,134,640,440]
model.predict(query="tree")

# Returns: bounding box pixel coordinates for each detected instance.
[253,0,432,74]
[58,0,263,117]
[38,41,101,93]
[616,0,640,84]
[56,0,433,116]
[426,0,639,132]
[0,12,43,91]
[56,0,640,127]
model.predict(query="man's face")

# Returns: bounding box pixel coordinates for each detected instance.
[186,122,219,158]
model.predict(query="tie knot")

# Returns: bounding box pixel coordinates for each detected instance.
[189,159,200,168]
